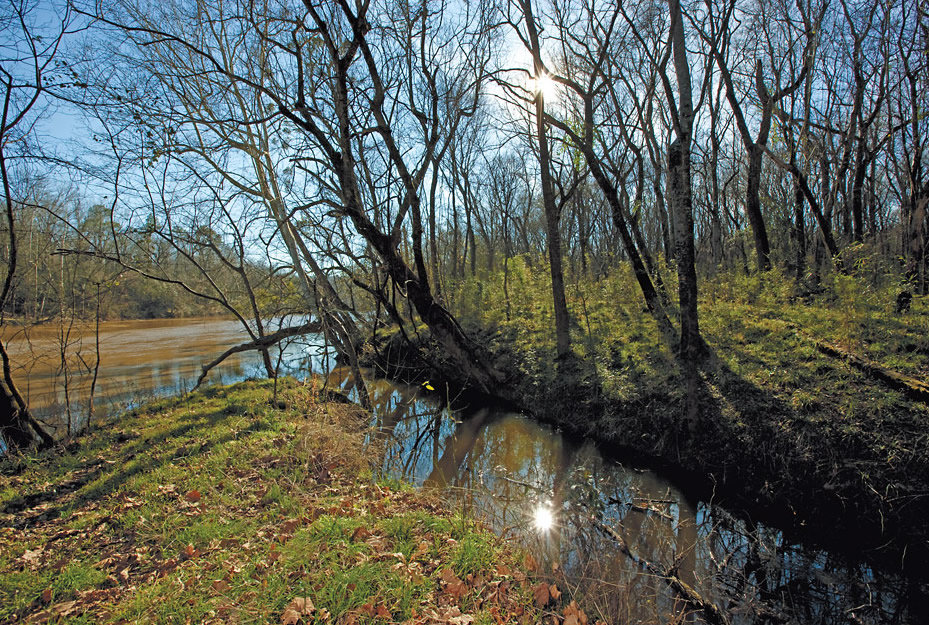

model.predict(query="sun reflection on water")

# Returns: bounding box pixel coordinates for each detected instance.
[533,503,555,532]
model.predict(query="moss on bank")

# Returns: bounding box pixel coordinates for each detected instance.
[0,379,552,624]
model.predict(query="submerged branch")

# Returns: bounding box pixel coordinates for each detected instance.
[192,321,322,392]
[594,518,731,625]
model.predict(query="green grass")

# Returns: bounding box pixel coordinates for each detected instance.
[0,378,542,624]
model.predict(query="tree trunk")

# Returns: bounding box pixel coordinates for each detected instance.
[0,385,35,450]
[668,139,702,364]
[745,142,772,270]
[667,0,703,367]
[793,175,807,280]
[522,0,572,361]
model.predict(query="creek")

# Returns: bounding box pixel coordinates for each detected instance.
[4,317,920,623]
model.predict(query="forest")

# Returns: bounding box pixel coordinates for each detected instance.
[1,0,928,622]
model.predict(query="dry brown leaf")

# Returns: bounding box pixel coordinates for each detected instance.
[523,553,539,572]
[533,582,550,607]
[413,540,431,559]
[562,600,587,625]
[282,596,315,625]
[549,584,562,601]
[20,548,43,568]
[41,588,53,603]
[281,607,302,625]
[440,568,461,585]
[51,600,80,617]
[441,568,469,601]
[185,489,201,503]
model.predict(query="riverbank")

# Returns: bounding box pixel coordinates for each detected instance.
[0,378,562,624]
[372,266,929,583]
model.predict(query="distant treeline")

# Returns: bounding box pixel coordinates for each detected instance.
[0,199,297,323]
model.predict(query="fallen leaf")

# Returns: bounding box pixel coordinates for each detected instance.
[376,604,391,618]
[52,600,80,617]
[441,568,468,601]
[533,582,550,607]
[20,548,43,567]
[282,596,315,625]
[549,584,562,601]
[41,588,53,603]
[562,600,587,625]
[185,489,201,503]
[523,553,539,572]
[281,608,301,625]
[413,540,431,559]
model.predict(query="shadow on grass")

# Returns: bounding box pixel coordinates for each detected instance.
[1,388,278,526]
[690,343,929,581]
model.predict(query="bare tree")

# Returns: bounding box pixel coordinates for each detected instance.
[83,0,508,394]
[0,0,74,449]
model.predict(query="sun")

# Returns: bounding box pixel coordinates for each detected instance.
[530,72,558,103]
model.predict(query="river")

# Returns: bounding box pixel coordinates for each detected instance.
[3,318,921,623]
[2,317,324,432]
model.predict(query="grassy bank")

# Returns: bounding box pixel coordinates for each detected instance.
[426,261,929,570]
[0,378,561,624]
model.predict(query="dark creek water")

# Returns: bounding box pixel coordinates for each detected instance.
[5,318,922,623]
[351,374,918,625]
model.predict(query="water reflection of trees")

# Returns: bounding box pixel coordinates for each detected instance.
[360,381,915,624]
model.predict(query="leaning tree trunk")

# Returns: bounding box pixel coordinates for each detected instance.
[0,385,35,450]
[0,345,54,450]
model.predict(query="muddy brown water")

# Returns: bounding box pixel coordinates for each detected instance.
[1,317,321,431]
[4,318,921,623]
